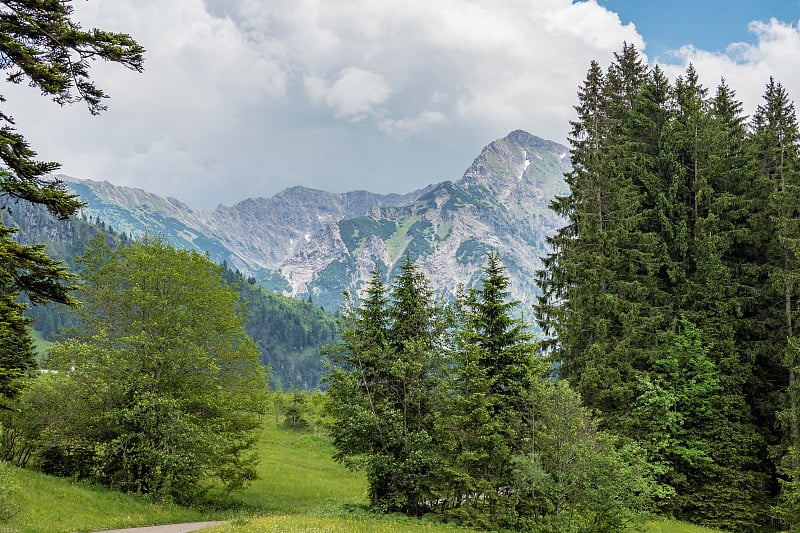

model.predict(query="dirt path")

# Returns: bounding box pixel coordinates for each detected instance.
[92,521,227,533]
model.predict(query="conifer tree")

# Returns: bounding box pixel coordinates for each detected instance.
[447,252,544,525]
[538,44,658,430]
[327,260,445,515]
[0,319,36,403]
[673,75,767,529]
[749,78,800,525]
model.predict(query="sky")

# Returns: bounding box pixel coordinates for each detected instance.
[5,0,800,209]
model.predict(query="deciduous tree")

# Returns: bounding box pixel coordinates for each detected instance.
[42,236,268,500]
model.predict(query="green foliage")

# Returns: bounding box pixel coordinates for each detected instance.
[507,381,656,533]
[632,317,747,524]
[0,218,74,403]
[441,252,546,526]
[326,261,446,516]
[327,255,653,530]
[0,320,36,404]
[9,205,339,391]
[30,237,268,501]
[536,44,799,530]
[0,414,723,533]
[283,392,309,430]
[9,205,124,340]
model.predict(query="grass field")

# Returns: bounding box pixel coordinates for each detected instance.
[0,416,729,533]
[230,417,367,515]
[0,465,208,533]
[642,521,728,533]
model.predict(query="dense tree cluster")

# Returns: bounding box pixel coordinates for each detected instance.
[1,238,269,500]
[537,44,800,530]
[326,254,655,531]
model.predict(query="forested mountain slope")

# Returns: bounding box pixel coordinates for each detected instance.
[7,202,338,389]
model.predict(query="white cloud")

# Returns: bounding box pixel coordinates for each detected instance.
[379,110,447,140]
[658,19,800,118]
[9,1,797,209]
[536,0,643,50]
[305,67,392,121]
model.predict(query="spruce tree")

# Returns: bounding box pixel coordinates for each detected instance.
[750,78,800,526]
[327,260,445,515]
[474,253,547,527]
[679,75,767,529]
[448,252,544,525]
[538,44,659,430]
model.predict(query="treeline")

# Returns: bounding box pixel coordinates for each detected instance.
[537,44,800,530]
[325,254,656,532]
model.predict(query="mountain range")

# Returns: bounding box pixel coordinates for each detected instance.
[61,130,570,311]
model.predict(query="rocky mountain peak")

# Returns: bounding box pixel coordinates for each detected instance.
[460,131,570,201]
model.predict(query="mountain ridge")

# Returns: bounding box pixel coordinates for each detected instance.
[61,130,570,310]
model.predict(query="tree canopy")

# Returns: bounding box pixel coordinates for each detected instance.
[536,44,800,530]
[36,237,268,500]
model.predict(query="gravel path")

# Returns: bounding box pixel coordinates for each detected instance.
[91,521,227,533]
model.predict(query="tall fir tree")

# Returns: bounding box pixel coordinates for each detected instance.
[446,252,544,526]
[538,43,660,431]
[327,259,445,515]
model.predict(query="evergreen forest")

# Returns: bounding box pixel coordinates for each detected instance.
[536,44,800,530]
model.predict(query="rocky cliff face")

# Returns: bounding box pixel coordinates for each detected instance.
[62,130,569,310]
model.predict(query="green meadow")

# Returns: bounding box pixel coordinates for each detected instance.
[0,465,206,533]
[1,417,727,532]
